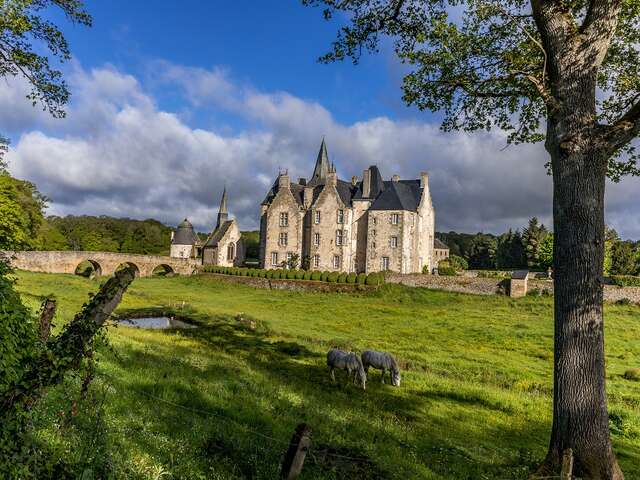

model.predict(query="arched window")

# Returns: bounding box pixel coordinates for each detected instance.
[227,243,235,261]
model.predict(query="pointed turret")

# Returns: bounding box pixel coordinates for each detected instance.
[310,137,330,185]
[216,187,229,230]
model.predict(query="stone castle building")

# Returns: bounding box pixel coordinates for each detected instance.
[202,188,244,267]
[259,139,436,273]
[170,189,244,266]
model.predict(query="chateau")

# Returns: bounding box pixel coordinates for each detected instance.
[259,140,436,273]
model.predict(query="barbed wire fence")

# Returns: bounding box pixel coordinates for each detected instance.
[125,383,571,480]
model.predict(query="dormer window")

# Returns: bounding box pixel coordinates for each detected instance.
[337,209,344,224]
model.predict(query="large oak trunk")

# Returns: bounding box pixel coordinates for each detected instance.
[541,128,623,478]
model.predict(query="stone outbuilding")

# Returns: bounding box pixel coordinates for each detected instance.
[510,270,529,298]
[433,238,450,267]
[170,219,203,259]
[202,188,245,267]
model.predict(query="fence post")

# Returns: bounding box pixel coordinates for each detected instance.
[561,448,573,480]
[280,423,311,480]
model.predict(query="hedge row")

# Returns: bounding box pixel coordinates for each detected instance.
[202,266,385,286]
[610,275,640,287]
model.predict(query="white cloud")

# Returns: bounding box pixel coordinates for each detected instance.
[3,61,639,239]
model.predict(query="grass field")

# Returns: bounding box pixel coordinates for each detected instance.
[13,271,640,479]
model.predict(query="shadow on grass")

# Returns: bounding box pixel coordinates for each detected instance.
[98,312,566,479]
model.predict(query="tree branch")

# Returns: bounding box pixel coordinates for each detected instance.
[600,100,640,154]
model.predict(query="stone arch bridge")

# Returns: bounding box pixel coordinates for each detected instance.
[6,251,200,277]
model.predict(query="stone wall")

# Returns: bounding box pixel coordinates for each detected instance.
[386,272,640,304]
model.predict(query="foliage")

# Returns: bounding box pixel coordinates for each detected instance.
[0,0,91,119]
[496,230,526,269]
[12,271,640,478]
[44,215,172,254]
[538,234,554,271]
[610,241,638,276]
[241,230,260,260]
[0,173,46,250]
[521,218,549,270]
[447,254,468,271]
[610,275,640,288]
[437,265,457,276]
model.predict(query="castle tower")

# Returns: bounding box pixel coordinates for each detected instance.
[216,187,229,230]
[309,137,330,185]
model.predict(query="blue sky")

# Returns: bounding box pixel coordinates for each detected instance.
[3,1,639,238]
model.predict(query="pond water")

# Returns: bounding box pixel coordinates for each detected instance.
[117,316,197,329]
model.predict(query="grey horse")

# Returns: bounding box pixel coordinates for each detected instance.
[326,348,366,390]
[361,350,401,386]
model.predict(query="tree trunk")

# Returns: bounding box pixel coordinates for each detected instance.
[540,95,623,477]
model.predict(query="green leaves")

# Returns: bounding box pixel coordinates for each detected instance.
[0,0,91,117]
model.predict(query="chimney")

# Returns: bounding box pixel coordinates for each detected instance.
[362,168,371,197]
[420,171,429,189]
[278,173,290,190]
[326,170,337,187]
[351,175,358,186]
[392,174,400,182]
[304,185,314,208]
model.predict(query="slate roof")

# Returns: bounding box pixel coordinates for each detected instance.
[434,238,449,250]
[172,219,200,246]
[262,141,425,212]
[204,220,233,248]
[512,270,529,280]
[369,180,422,211]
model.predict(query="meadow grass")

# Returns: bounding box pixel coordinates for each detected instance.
[13,271,640,479]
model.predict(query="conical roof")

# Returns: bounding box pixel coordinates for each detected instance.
[309,138,330,185]
[172,218,198,245]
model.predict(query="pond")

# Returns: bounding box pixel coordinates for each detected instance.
[116,316,197,330]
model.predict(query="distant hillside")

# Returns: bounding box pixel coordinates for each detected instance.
[40,215,173,255]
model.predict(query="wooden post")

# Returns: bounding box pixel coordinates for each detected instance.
[280,423,311,480]
[39,297,57,342]
[560,448,573,480]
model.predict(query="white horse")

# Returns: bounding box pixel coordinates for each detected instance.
[361,350,401,386]
[326,348,367,390]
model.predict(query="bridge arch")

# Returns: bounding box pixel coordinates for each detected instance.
[116,262,140,277]
[75,259,102,277]
[152,264,175,276]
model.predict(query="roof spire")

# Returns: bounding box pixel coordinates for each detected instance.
[311,137,330,183]
[216,187,229,230]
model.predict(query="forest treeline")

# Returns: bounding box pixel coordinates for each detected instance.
[437,218,640,275]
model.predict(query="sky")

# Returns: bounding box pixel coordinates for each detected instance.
[2,0,639,239]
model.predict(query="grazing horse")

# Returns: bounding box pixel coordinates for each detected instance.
[326,348,367,390]
[361,350,401,386]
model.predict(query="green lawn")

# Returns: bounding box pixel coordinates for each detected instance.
[13,271,640,479]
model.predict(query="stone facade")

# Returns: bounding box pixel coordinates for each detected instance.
[202,188,245,267]
[170,219,202,259]
[259,139,436,273]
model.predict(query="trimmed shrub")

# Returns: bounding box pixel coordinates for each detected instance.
[311,270,322,281]
[303,270,313,280]
[266,269,274,279]
[357,273,367,285]
[438,266,457,276]
[422,265,430,274]
[296,269,306,280]
[611,275,640,287]
[321,271,330,282]
[286,270,296,280]
[347,272,357,284]
[327,272,339,283]
[337,273,348,283]
[365,273,382,286]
